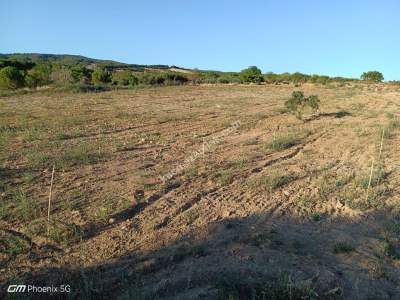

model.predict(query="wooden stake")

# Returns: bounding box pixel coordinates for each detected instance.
[47,165,55,233]
[378,128,385,162]
[365,159,374,202]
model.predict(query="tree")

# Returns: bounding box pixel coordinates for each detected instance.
[285,91,320,120]
[361,71,384,82]
[70,65,91,83]
[25,63,52,88]
[240,66,264,83]
[92,68,111,84]
[0,66,25,90]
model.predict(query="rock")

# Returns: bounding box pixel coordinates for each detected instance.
[108,218,115,224]
[283,190,290,197]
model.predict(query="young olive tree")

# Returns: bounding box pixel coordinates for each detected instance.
[285,91,320,120]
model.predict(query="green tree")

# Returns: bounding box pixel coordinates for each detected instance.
[361,71,384,82]
[25,63,52,88]
[285,91,320,120]
[0,66,25,90]
[70,65,91,83]
[92,68,111,84]
[240,66,264,83]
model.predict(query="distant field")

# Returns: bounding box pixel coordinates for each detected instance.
[1,83,400,299]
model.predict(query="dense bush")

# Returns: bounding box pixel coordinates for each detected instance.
[285,91,320,120]
[70,65,91,83]
[361,71,384,82]
[138,73,165,85]
[0,66,25,90]
[92,68,112,84]
[111,71,138,86]
[240,66,264,84]
[164,72,189,85]
[199,71,220,84]
[25,63,52,88]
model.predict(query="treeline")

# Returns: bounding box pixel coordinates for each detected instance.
[0,56,384,92]
[197,67,357,85]
[0,59,190,90]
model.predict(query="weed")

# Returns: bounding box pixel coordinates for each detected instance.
[213,169,235,185]
[379,239,400,259]
[267,133,298,150]
[216,273,317,300]
[333,242,355,254]
[243,138,259,146]
[0,232,30,256]
[249,172,295,193]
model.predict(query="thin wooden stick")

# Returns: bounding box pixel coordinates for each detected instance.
[377,128,385,185]
[365,159,374,202]
[47,165,55,233]
[378,128,385,162]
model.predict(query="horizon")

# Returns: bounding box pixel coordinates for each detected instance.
[1,0,400,80]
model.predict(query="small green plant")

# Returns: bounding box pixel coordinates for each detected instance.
[333,241,355,254]
[249,172,294,193]
[0,233,30,256]
[285,91,320,120]
[216,273,317,300]
[268,133,298,150]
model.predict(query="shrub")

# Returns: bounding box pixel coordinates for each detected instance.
[164,72,188,85]
[240,66,264,84]
[361,71,384,82]
[199,71,220,83]
[25,63,52,88]
[0,66,25,90]
[138,73,165,85]
[290,72,310,84]
[70,65,91,83]
[51,65,73,84]
[285,91,320,120]
[92,68,111,84]
[112,71,138,86]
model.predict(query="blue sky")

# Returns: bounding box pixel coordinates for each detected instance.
[1,0,399,79]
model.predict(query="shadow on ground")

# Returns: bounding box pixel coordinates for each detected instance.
[1,206,400,300]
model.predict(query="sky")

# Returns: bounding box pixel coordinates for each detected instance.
[1,0,399,80]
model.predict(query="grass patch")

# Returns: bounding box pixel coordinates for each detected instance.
[1,189,40,222]
[0,232,31,256]
[333,242,355,254]
[249,172,295,193]
[267,133,298,151]
[26,142,110,169]
[216,273,318,300]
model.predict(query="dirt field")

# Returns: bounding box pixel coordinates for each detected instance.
[1,83,400,299]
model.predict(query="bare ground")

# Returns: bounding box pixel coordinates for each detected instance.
[1,83,400,299]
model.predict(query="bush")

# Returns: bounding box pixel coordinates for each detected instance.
[112,71,138,86]
[138,73,165,85]
[285,91,320,120]
[70,65,91,83]
[240,66,264,84]
[199,71,220,83]
[164,72,188,85]
[0,66,25,90]
[25,63,52,88]
[361,71,384,82]
[51,65,73,84]
[92,68,111,84]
